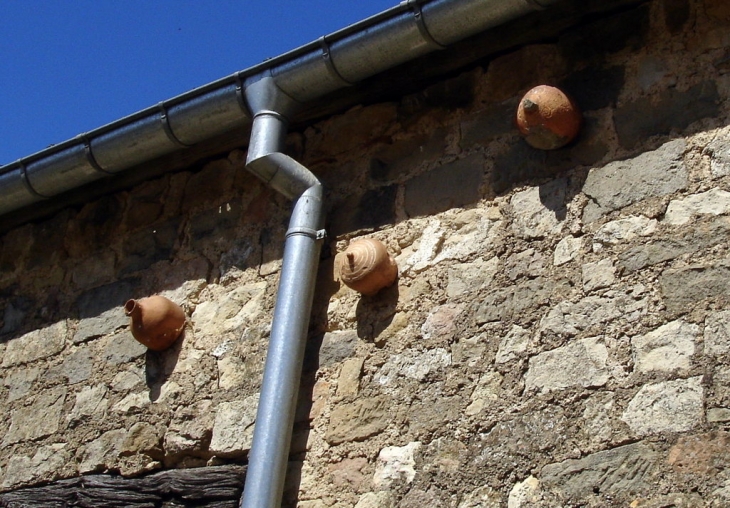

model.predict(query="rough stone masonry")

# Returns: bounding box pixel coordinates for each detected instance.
[2,0,730,506]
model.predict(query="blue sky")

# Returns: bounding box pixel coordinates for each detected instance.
[0,1,395,166]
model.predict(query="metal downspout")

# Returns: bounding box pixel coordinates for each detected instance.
[240,77,325,508]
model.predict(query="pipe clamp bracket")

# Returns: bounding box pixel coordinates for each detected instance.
[286,226,327,240]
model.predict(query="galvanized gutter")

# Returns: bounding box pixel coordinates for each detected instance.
[0,0,560,218]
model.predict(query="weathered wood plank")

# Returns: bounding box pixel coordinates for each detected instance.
[0,465,246,508]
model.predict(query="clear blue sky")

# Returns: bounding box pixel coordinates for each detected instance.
[0,1,395,166]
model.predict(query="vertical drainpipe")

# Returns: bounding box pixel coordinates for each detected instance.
[240,77,326,508]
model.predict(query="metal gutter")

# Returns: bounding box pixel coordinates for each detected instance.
[0,0,560,218]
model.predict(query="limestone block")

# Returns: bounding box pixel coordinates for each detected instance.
[421,304,463,341]
[2,320,67,367]
[373,441,421,487]
[4,387,66,445]
[495,325,531,364]
[631,320,698,373]
[582,258,616,292]
[1,444,70,489]
[508,476,541,508]
[326,397,390,445]
[122,422,162,457]
[355,492,396,508]
[510,180,566,239]
[664,188,730,225]
[446,256,499,298]
[209,394,259,456]
[621,376,704,436]
[592,216,657,249]
[554,236,581,266]
[458,486,501,508]
[525,337,609,393]
[704,310,730,356]
[377,348,451,386]
[68,384,109,424]
[164,400,214,455]
[582,139,687,223]
[337,357,364,397]
[79,429,126,473]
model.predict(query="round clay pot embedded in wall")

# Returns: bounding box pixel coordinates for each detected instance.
[339,238,398,296]
[516,85,582,150]
[124,295,186,351]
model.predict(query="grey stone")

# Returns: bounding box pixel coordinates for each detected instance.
[631,320,697,373]
[582,139,687,223]
[525,337,609,393]
[460,99,518,149]
[664,188,730,225]
[619,216,730,272]
[621,376,704,436]
[541,442,658,499]
[4,366,39,402]
[705,310,730,355]
[102,330,147,365]
[581,258,615,292]
[510,180,567,239]
[3,387,66,444]
[209,394,259,456]
[615,81,719,149]
[326,396,390,445]
[539,295,646,338]
[582,392,616,445]
[1,300,29,336]
[55,346,93,384]
[373,441,421,487]
[319,330,359,367]
[505,248,545,281]
[465,371,503,415]
[2,320,67,367]
[476,277,553,323]
[661,263,730,315]
[73,280,137,343]
[371,130,447,183]
[404,154,484,218]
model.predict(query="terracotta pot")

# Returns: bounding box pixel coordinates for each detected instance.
[339,238,398,296]
[124,295,185,351]
[516,85,582,150]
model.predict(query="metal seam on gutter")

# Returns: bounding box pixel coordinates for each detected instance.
[18,161,48,199]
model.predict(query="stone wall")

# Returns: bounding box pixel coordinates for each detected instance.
[2,0,730,505]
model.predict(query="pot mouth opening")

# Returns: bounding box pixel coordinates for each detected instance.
[124,299,138,316]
